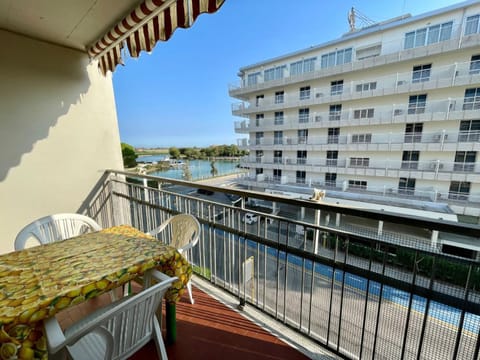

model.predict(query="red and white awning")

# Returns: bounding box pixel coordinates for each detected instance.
[88,0,225,75]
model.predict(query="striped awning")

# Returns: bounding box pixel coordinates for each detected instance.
[88,0,225,75]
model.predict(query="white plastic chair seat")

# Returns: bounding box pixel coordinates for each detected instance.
[146,214,200,304]
[14,213,101,250]
[44,270,177,360]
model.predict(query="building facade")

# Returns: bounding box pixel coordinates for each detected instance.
[230,0,480,223]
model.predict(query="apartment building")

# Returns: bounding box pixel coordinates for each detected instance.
[230,0,480,223]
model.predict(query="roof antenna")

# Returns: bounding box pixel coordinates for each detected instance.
[348,7,356,31]
[348,7,375,32]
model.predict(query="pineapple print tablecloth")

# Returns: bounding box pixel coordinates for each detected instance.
[0,225,192,359]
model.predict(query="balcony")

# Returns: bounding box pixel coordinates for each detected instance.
[231,59,480,115]
[233,97,479,133]
[229,29,480,98]
[83,170,480,360]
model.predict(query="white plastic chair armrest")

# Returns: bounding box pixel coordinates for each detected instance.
[146,218,171,236]
[44,316,67,355]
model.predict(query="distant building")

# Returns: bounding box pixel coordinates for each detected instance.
[230,0,480,223]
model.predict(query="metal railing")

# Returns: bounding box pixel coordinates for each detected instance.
[88,170,480,360]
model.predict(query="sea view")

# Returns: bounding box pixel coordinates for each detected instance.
[137,155,243,181]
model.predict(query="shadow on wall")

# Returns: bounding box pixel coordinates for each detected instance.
[0,30,91,181]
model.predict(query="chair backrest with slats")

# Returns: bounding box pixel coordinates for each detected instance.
[63,271,177,360]
[14,213,101,250]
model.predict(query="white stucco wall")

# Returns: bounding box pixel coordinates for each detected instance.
[0,30,123,254]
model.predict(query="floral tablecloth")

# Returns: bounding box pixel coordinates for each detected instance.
[0,225,191,359]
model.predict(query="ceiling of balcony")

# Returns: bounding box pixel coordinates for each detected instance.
[0,0,143,52]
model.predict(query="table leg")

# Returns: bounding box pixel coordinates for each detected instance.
[166,302,176,344]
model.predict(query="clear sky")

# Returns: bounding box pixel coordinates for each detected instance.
[112,0,465,148]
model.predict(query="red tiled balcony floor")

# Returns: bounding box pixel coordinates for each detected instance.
[57,285,310,360]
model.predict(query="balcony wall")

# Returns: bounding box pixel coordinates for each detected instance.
[0,30,123,254]
[232,60,480,116]
[229,31,480,98]
[88,170,480,360]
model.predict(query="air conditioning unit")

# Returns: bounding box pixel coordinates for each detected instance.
[394,109,403,116]
[286,138,293,145]
[316,93,323,98]
[433,134,442,142]
[315,115,322,122]
[397,80,406,86]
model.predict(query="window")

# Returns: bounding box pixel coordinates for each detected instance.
[290,57,317,76]
[255,95,264,107]
[449,181,470,201]
[350,157,369,167]
[328,127,340,144]
[404,21,452,49]
[331,80,344,95]
[326,150,338,166]
[296,171,306,184]
[255,132,264,145]
[255,114,264,127]
[274,111,284,125]
[353,108,374,119]
[454,151,476,172]
[356,44,381,60]
[352,133,372,143]
[299,86,311,100]
[329,104,342,121]
[458,120,480,142]
[465,15,480,35]
[255,168,263,175]
[321,48,353,68]
[402,151,419,169]
[275,91,284,104]
[348,180,367,190]
[273,150,283,164]
[274,131,283,145]
[356,82,377,92]
[408,94,427,114]
[325,173,337,187]
[298,108,310,123]
[463,88,480,110]
[404,123,423,143]
[412,64,432,83]
[297,151,307,165]
[247,72,260,86]
[255,150,263,163]
[264,65,286,82]
[298,129,308,144]
[273,169,282,182]
[399,178,416,195]
[470,55,480,74]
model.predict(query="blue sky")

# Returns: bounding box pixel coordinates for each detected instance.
[113,0,465,148]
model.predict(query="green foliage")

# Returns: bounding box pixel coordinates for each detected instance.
[210,160,218,177]
[182,160,192,181]
[121,142,137,168]
[169,147,181,159]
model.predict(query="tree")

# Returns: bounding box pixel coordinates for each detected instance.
[210,160,218,177]
[121,143,137,168]
[169,147,180,159]
[182,161,192,181]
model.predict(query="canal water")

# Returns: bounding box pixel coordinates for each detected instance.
[137,155,242,181]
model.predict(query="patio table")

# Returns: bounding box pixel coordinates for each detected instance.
[0,225,191,360]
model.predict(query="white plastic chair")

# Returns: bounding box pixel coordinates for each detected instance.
[147,214,200,304]
[44,270,177,360]
[14,213,101,250]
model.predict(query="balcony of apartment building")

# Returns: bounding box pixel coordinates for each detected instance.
[234,96,480,134]
[231,59,480,116]
[239,129,480,154]
[228,24,480,98]
[78,170,480,360]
